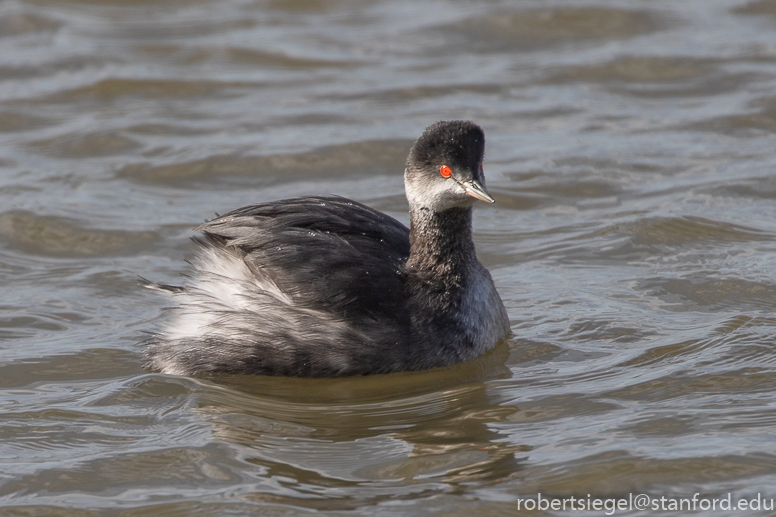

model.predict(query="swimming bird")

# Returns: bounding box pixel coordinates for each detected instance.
[144,120,510,377]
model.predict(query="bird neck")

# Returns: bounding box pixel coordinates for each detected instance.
[406,206,476,280]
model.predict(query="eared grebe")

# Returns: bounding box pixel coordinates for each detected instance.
[144,120,510,377]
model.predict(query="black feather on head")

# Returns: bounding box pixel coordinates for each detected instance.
[406,120,485,175]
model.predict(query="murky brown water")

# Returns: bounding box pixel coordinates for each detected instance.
[2,0,776,515]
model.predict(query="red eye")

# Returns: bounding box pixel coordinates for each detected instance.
[440,165,452,178]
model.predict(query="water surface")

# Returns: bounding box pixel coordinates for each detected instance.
[2,0,776,515]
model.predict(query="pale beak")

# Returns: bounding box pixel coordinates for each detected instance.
[462,179,495,203]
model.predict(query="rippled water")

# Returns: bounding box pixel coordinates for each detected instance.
[2,0,776,514]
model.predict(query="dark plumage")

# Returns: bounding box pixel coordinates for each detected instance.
[144,120,510,377]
